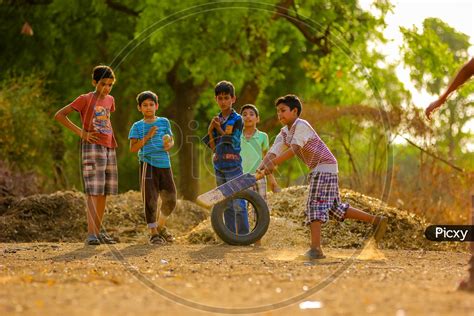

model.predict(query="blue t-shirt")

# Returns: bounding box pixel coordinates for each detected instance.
[202,109,243,169]
[128,117,172,168]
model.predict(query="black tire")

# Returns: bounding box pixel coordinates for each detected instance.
[211,189,270,245]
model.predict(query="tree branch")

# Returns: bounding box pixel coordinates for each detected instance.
[274,0,331,55]
[105,0,140,17]
[402,136,464,173]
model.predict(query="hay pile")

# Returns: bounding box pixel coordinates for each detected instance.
[0,191,209,243]
[0,191,85,242]
[0,186,463,251]
[268,186,457,251]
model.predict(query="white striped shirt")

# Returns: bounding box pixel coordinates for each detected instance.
[268,118,337,171]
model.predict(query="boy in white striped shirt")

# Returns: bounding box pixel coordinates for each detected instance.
[259,94,387,259]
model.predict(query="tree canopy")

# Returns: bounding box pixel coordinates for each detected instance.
[1,1,472,222]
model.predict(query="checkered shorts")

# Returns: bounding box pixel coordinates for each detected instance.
[81,142,118,195]
[250,177,267,201]
[305,171,349,224]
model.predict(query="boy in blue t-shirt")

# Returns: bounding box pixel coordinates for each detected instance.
[202,81,249,235]
[129,91,177,244]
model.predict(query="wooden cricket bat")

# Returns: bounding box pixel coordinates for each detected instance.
[196,172,264,209]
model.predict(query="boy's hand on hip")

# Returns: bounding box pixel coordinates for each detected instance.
[81,131,99,143]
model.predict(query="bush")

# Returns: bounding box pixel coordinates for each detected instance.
[0,75,59,192]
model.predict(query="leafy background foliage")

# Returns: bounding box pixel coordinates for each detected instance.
[1,0,472,223]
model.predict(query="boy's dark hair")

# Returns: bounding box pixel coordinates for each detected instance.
[92,65,115,82]
[136,91,158,106]
[275,94,302,116]
[240,104,259,117]
[214,80,235,97]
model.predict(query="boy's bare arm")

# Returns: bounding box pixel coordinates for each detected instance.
[272,145,297,166]
[129,126,157,152]
[262,149,280,190]
[210,116,226,135]
[267,173,281,192]
[260,152,276,169]
[259,145,298,174]
[426,58,474,119]
[54,104,99,143]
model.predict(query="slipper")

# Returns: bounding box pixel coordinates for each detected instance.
[149,234,166,245]
[85,235,100,246]
[158,227,175,243]
[98,230,117,244]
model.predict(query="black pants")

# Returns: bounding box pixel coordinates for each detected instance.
[139,162,177,226]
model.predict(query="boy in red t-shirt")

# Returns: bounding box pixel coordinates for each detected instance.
[55,65,118,245]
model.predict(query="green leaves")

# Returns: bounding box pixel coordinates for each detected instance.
[401,18,469,94]
[0,75,56,174]
[401,17,473,163]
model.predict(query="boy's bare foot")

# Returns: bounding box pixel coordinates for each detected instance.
[373,216,388,242]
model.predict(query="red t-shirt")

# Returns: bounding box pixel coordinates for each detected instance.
[69,92,117,148]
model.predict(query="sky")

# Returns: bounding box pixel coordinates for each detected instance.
[360,0,474,149]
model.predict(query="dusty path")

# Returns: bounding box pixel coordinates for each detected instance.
[0,243,473,315]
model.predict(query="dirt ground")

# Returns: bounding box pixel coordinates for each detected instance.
[1,187,472,315]
[1,242,473,316]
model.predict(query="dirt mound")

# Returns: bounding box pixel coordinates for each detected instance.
[180,219,219,245]
[0,187,463,251]
[103,192,210,242]
[268,186,459,251]
[0,191,85,242]
[0,191,209,243]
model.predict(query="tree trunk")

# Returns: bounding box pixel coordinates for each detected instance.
[166,64,207,201]
[237,80,260,107]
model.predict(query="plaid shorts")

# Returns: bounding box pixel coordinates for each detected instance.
[250,177,267,201]
[81,142,118,195]
[305,171,349,224]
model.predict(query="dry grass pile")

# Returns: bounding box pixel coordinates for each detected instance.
[268,186,461,251]
[0,191,209,242]
[0,187,464,251]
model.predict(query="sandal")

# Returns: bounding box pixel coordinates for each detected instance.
[149,234,166,245]
[158,227,175,243]
[98,230,117,244]
[85,235,100,246]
